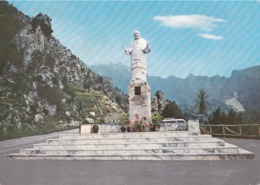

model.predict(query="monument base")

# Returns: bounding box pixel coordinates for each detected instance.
[6,131,254,160]
[128,80,151,124]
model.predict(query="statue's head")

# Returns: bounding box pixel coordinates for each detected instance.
[134,30,141,40]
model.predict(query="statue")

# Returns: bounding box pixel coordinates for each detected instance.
[123,30,151,82]
[123,30,152,126]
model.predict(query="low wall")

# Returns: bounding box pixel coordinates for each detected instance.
[80,124,189,134]
[98,124,121,133]
[80,124,121,134]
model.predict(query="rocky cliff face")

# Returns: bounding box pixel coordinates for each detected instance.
[151,90,168,114]
[0,2,128,138]
[222,66,260,111]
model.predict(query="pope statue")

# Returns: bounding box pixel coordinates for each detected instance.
[123,30,151,82]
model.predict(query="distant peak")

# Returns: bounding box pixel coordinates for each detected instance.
[188,73,196,78]
[31,13,53,37]
[230,65,260,79]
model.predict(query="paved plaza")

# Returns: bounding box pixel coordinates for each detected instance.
[0,130,259,185]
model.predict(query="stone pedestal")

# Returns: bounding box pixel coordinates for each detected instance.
[128,81,151,124]
[188,120,201,135]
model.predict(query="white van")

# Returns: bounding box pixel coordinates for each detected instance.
[161,118,187,125]
[161,118,188,131]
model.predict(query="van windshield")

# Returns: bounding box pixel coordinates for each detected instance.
[162,121,174,124]
[162,119,186,124]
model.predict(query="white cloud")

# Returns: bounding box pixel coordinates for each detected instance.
[198,34,223,40]
[153,14,226,32]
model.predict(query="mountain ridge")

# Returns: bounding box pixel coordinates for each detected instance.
[90,62,260,111]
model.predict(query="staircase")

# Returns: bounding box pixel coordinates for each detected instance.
[6,131,254,160]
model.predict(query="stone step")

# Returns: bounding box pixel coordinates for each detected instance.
[58,131,192,139]
[48,136,214,145]
[20,145,239,155]
[7,149,254,160]
[33,140,225,150]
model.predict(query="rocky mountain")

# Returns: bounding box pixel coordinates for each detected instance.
[91,62,131,92]
[222,66,260,111]
[91,62,260,112]
[0,2,128,139]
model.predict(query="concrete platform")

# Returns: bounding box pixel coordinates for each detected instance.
[6,131,254,160]
[1,129,259,185]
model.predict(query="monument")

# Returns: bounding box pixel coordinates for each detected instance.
[123,30,152,124]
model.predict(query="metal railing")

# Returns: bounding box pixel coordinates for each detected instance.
[201,124,260,138]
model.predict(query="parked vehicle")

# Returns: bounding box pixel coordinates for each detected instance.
[161,118,188,131]
[161,118,186,124]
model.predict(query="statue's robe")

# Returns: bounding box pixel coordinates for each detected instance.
[128,38,149,82]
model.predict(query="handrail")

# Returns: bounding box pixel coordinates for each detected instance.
[200,124,260,138]
[201,124,260,127]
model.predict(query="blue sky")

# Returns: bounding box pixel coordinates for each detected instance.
[10,1,259,78]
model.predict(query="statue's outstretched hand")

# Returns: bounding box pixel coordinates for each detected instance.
[123,47,132,55]
[123,47,127,53]
[142,43,151,53]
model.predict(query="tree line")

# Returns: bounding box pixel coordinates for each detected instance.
[194,89,260,125]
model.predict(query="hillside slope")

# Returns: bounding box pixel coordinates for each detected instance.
[0,2,128,139]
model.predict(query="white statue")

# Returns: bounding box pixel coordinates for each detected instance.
[123,30,151,82]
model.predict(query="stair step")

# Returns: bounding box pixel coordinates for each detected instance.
[59,131,191,139]
[47,136,213,145]
[34,140,225,150]
[20,145,239,155]
[6,150,254,160]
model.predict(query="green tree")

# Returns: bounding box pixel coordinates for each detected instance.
[243,109,260,124]
[162,101,184,119]
[75,96,87,123]
[118,114,128,127]
[225,109,244,125]
[194,89,211,124]
[209,107,222,125]
[209,108,244,125]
